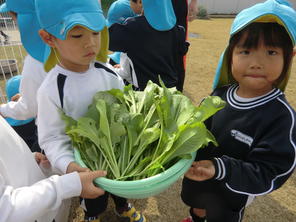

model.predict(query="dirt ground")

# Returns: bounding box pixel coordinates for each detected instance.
[70,18,296,222]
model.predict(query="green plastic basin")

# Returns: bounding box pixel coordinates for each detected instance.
[74,149,196,199]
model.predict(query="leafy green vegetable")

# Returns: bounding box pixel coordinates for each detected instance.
[63,80,225,180]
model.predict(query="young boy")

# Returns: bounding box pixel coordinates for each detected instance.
[109,0,189,91]
[0,115,106,222]
[181,0,296,221]
[35,0,145,221]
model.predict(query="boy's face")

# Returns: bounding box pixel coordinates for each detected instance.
[52,26,101,72]
[231,33,284,97]
[130,0,142,14]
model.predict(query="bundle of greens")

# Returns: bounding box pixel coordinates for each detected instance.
[62,80,225,180]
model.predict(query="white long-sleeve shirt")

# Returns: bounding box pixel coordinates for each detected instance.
[0,116,81,222]
[0,55,47,120]
[37,62,124,174]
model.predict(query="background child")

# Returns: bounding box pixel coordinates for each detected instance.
[35,0,144,221]
[4,75,40,152]
[181,0,296,221]
[0,0,47,149]
[109,0,189,91]
[106,0,139,65]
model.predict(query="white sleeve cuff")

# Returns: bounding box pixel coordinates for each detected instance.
[55,156,75,174]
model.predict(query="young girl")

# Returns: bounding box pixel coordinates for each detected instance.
[181,0,296,221]
[35,0,145,221]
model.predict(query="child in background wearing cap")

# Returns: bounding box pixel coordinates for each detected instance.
[0,0,47,153]
[181,1,296,221]
[109,0,189,91]
[35,0,145,221]
[106,0,139,66]
[171,0,198,90]
[4,75,40,152]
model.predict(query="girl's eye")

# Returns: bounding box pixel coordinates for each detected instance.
[268,50,277,55]
[93,32,100,36]
[240,50,250,55]
[71,34,82,38]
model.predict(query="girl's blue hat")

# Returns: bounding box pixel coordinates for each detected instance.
[5,75,34,126]
[142,0,176,31]
[213,0,296,92]
[35,0,109,72]
[0,0,46,63]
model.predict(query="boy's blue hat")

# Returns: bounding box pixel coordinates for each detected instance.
[106,0,137,27]
[35,0,109,72]
[142,0,176,31]
[5,75,34,126]
[0,0,46,63]
[213,0,296,92]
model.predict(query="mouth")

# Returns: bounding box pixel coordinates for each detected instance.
[245,74,265,79]
[84,52,96,57]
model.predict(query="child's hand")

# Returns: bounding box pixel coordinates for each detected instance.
[11,93,21,102]
[188,0,198,21]
[35,152,51,169]
[66,162,90,174]
[79,170,107,199]
[185,160,215,181]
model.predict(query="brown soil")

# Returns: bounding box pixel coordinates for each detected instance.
[69,18,296,222]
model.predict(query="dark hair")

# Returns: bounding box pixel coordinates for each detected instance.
[227,22,294,86]
[131,0,138,2]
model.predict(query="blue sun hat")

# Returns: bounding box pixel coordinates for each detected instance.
[142,0,176,31]
[106,0,137,28]
[5,75,34,126]
[213,0,296,92]
[0,0,46,63]
[35,0,109,72]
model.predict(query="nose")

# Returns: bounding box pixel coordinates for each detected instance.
[85,34,97,48]
[249,52,264,69]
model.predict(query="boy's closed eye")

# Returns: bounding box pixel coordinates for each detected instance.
[70,32,99,38]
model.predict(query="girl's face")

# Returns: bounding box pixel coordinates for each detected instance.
[53,26,101,72]
[231,33,284,98]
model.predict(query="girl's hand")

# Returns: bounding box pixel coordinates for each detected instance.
[185,160,215,181]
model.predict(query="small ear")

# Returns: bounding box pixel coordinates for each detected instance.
[293,47,296,57]
[39,29,56,48]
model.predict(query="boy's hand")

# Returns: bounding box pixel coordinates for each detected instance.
[185,160,215,181]
[35,152,51,169]
[66,162,90,173]
[79,170,107,199]
[11,93,21,102]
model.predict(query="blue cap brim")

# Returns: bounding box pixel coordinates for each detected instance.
[108,52,121,64]
[142,0,176,31]
[46,12,106,40]
[18,13,46,63]
[5,117,34,126]
[0,3,8,13]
